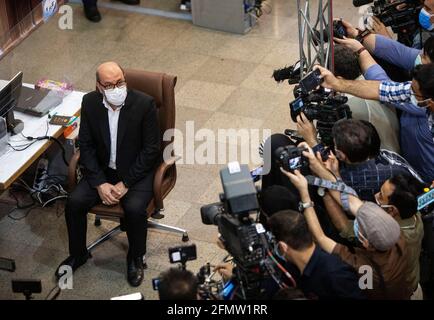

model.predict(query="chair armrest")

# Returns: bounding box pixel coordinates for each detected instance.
[153,155,181,210]
[68,151,81,192]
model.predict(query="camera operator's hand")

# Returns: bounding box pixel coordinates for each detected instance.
[322,152,341,178]
[334,37,364,53]
[280,168,310,200]
[296,142,336,180]
[370,16,392,38]
[313,65,340,91]
[339,19,359,39]
[431,181,434,189]
[214,263,234,281]
[296,112,318,147]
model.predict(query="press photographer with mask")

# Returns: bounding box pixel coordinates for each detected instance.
[339,19,434,71]
[263,119,409,202]
[315,62,434,182]
[320,161,425,299]
[280,143,415,299]
[414,0,434,48]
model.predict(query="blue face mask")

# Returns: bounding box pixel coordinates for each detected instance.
[353,219,360,241]
[419,8,434,31]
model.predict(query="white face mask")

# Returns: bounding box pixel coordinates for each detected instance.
[411,94,420,107]
[410,94,431,108]
[104,85,127,107]
[414,55,422,67]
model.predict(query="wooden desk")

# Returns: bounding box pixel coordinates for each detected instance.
[0,80,84,191]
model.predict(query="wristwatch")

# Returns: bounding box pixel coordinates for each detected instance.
[299,201,315,212]
[355,29,371,44]
[356,47,367,57]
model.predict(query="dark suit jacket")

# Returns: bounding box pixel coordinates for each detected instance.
[78,89,160,189]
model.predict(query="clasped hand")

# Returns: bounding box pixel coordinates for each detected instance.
[97,182,128,205]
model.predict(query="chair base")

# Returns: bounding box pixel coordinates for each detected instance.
[86,218,189,253]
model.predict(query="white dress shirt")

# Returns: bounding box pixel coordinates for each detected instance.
[103,99,124,170]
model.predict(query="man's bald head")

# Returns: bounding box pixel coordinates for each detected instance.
[96,61,125,84]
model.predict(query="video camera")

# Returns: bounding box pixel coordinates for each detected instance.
[354,0,422,46]
[275,146,309,173]
[152,244,224,300]
[288,71,352,146]
[200,162,279,299]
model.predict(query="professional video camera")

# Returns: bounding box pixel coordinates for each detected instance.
[200,163,285,299]
[353,0,422,46]
[287,70,352,146]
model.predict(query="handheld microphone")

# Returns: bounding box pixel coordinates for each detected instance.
[353,0,374,7]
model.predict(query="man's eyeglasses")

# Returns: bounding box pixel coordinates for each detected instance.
[98,80,126,90]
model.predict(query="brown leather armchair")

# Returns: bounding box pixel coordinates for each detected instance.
[68,69,188,254]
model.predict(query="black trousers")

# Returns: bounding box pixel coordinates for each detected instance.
[65,168,153,258]
[82,0,97,6]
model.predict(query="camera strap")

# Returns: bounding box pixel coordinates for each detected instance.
[306,175,358,212]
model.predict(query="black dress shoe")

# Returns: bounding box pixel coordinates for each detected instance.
[55,252,91,279]
[127,255,145,287]
[83,5,101,22]
[119,0,140,5]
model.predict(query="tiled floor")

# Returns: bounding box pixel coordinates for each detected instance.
[0,0,360,300]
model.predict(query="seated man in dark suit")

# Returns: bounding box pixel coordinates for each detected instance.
[56,61,160,287]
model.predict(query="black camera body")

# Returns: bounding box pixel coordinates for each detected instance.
[200,164,266,269]
[201,163,275,299]
[366,0,422,46]
[333,20,348,39]
[168,244,197,265]
[289,89,352,146]
[299,69,323,94]
[275,146,308,172]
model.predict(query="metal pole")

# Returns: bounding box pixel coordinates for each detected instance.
[296,0,333,78]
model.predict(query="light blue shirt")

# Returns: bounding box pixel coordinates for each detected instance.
[364,64,434,182]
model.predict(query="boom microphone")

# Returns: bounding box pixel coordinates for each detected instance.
[353,0,374,7]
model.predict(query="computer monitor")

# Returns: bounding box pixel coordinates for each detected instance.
[0,72,23,117]
[0,72,24,134]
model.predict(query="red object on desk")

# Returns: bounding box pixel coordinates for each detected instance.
[63,121,78,138]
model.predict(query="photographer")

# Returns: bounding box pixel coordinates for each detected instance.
[321,166,425,299]
[333,44,400,152]
[263,119,409,202]
[280,143,415,299]
[414,0,434,48]
[158,268,199,300]
[339,19,433,71]
[215,210,366,300]
[315,62,434,182]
